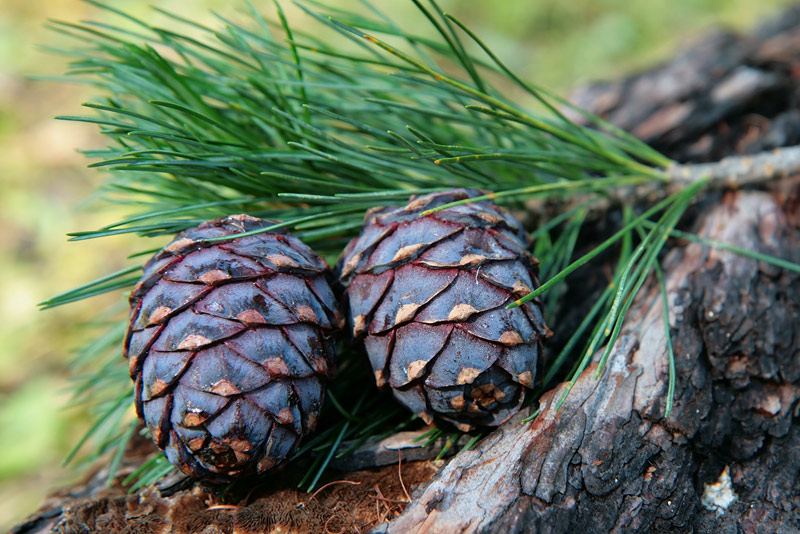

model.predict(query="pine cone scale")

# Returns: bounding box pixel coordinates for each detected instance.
[368,264,457,334]
[140,349,193,401]
[388,322,452,388]
[424,328,501,388]
[133,280,211,329]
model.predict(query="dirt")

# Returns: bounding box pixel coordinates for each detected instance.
[18,432,439,534]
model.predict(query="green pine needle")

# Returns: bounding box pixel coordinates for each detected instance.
[655,265,676,419]
[553,178,707,412]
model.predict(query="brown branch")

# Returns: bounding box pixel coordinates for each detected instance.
[524,144,800,227]
[667,144,800,190]
[329,429,470,471]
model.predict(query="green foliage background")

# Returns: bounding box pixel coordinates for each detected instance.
[0,0,791,529]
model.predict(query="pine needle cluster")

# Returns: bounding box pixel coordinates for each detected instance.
[39,0,799,491]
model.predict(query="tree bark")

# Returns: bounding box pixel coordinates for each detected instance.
[568,5,800,163]
[378,189,800,533]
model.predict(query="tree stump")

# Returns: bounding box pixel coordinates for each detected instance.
[13,6,800,534]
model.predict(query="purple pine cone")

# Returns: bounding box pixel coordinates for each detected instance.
[124,215,342,481]
[338,190,549,431]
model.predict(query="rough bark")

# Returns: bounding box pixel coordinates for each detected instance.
[377,190,800,533]
[569,5,800,163]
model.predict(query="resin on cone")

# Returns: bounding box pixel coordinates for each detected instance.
[338,190,548,431]
[124,215,343,481]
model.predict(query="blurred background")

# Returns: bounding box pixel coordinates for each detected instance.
[0,0,792,529]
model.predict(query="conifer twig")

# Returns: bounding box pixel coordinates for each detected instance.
[667,144,800,190]
[523,144,800,224]
[43,0,800,492]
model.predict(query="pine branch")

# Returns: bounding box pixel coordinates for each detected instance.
[668,145,800,189]
[44,0,800,491]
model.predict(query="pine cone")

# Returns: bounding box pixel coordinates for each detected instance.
[338,190,549,431]
[124,215,342,481]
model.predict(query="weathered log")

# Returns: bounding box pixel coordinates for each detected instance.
[570,5,800,162]
[378,189,800,533]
